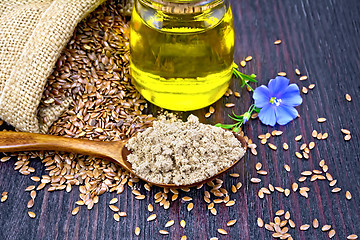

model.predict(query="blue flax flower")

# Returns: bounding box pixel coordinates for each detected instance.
[253,76,302,126]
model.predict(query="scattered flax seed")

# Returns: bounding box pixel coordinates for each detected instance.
[245,56,253,62]
[218,229,228,235]
[283,143,289,150]
[345,94,352,102]
[292,183,298,192]
[295,152,303,159]
[309,141,315,149]
[274,217,281,225]
[109,205,119,212]
[289,220,296,228]
[147,214,157,222]
[298,176,307,182]
[257,218,264,227]
[135,227,141,236]
[261,138,267,145]
[329,180,337,187]
[227,219,237,226]
[268,143,277,150]
[258,189,264,199]
[182,196,192,202]
[328,229,336,238]
[231,185,237,193]
[113,213,120,222]
[225,103,235,108]
[230,173,240,178]
[210,238,219,240]
[347,234,358,239]
[165,220,175,228]
[210,208,217,215]
[240,60,246,67]
[278,72,287,76]
[284,164,291,172]
[308,84,315,89]
[300,224,310,231]
[300,143,307,151]
[109,198,118,204]
[269,184,275,192]
[1,194,8,202]
[187,202,194,211]
[317,117,327,123]
[295,135,302,141]
[28,211,36,218]
[234,91,241,98]
[299,76,308,81]
[159,230,169,235]
[284,189,290,197]
[251,178,261,183]
[322,225,331,231]
[346,191,352,200]
[274,40,282,45]
[0,156,11,162]
[205,112,211,118]
[209,106,215,114]
[325,172,333,181]
[341,129,351,135]
[312,218,319,228]
[295,68,301,75]
[181,236,187,240]
[276,210,285,216]
[301,171,312,176]
[332,187,341,193]
[27,199,34,208]
[226,200,235,207]
[236,182,243,189]
[344,134,351,141]
[302,87,308,94]
[257,170,268,176]
[275,187,284,193]
[30,176,41,182]
[285,211,290,220]
[180,220,186,228]
[312,130,318,138]
[299,190,309,198]
[25,185,35,191]
[323,164,329,172]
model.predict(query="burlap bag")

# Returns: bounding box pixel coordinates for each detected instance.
[0,0,106,133]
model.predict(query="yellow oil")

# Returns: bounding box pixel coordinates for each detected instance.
[130,1,235,111]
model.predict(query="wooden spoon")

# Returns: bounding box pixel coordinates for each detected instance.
[0,131,246,188]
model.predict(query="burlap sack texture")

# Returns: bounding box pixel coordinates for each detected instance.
[0,0,106,133]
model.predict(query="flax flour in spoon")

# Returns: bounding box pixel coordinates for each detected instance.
[126,115,245,185]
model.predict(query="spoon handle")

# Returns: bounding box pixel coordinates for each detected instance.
[0,131,124,161]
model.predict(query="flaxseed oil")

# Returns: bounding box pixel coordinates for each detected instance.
[130,0,235,111]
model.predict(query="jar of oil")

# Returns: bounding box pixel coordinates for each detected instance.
[130,0,235,111]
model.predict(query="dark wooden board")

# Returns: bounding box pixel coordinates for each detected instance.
[0,0,359,239]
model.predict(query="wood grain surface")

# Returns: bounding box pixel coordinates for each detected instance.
[0,0,359,239]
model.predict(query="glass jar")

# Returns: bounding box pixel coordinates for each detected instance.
[130,0,235,111]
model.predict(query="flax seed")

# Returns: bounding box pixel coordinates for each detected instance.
[299,76,308,81]
[300,224,310,231]
[284,164,291,172]
[295,152,303,159]
[159,230,169,235]
[251,178,261,183]
[278,72,287,76]
[328,229,336,238]
[346,191,352,200]
[341,129,351,135]
[245,56,253,62]
[218,229,227,235]
[240,61,246,67]
[274,40,282,45]
[332,187,341,193]
[308,84,315,89]
[345,94,352,102]
[257,218,264,227]
[147,214,157,221]
[322,225,331,231]
[135,227,141,236]
[283,143,289,150]
[227,219,237,226]
[292,183,298,192]
[347,234,358,239]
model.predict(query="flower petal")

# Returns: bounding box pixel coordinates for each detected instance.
[279,84,303,107]
[253,85,270,108]
[258,104,277,126]
[268,77,289,98]
[275,104,298,125]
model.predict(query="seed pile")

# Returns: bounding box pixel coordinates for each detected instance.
[126,115,245,185]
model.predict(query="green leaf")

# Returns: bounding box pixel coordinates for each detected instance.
[215,124,234,129]
[232,127,240,133]
[255,108,261,113]
[228,114,243,121]
[231,111,243,118]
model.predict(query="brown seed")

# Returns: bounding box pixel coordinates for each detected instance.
[347,234,358,239]
[274,40,282,45]
[346,191,352,200]
[218,229,227,235]
[278,72,287,76]
[209,106,215,114]
[276,210,285,216]
[257,218,264,228]
[323,164,329,172]
[227,219,237,226]
[345,94,352,102]
[28,211,36,218]
[109,205,119,212]
[322,225,331,231]
[301,171,312,176]
[329,180,337,187]
[300,224,310,231]
[275,187,284,193]
[159,230,169,235]
[308,84,316,90]
[325,172,333,181]
[341,129,351,135]
[295,68,301,75]
[165,220,174,227]
[231,185,237,193]
[332,187,341,193]
[30,176,41,182]
[265,224,274,231]
[295,152,303,159]
[319,159,325,167]
[147,214,157,222]
[226,200,236,207]
[295,135,303,141]
[312,218,319,228]
[187,202,194,211]
[245,56,253,62]
[135,227,141,236]
[328,229,336,238]
[210,208,217,215]
[257,170,268,175]
[234,91,241,97]
[261,187,271,195]
[181,236,187,240]
[261,138,267,145]
[258,189,264,199]
[274,217,281,225]
[298,176,307,182]
[255,162,262,171]
[269,184,275,192]
[292,182,298,192]
[299,76,308,81]
[251,178,261,183]
[284,211,290,220]
[1,195,8,202]
[182,196,192,202]
[180,220,186,228]
[309,141,315,149]
[283,143,289,150]
[317,132,323,140]
[312,130,318,138]
[284,164,291,172]
[109,198,118,204]
[300,190,309,198]
[268,143,277,150]
[344,134,351,141]
[113,213,120,222]
[205,112,211,118]
[289,220,295,228]
[284,189,290,197]
[272,232,282,238]
[317,117,327,123]
[223,101,236,108]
